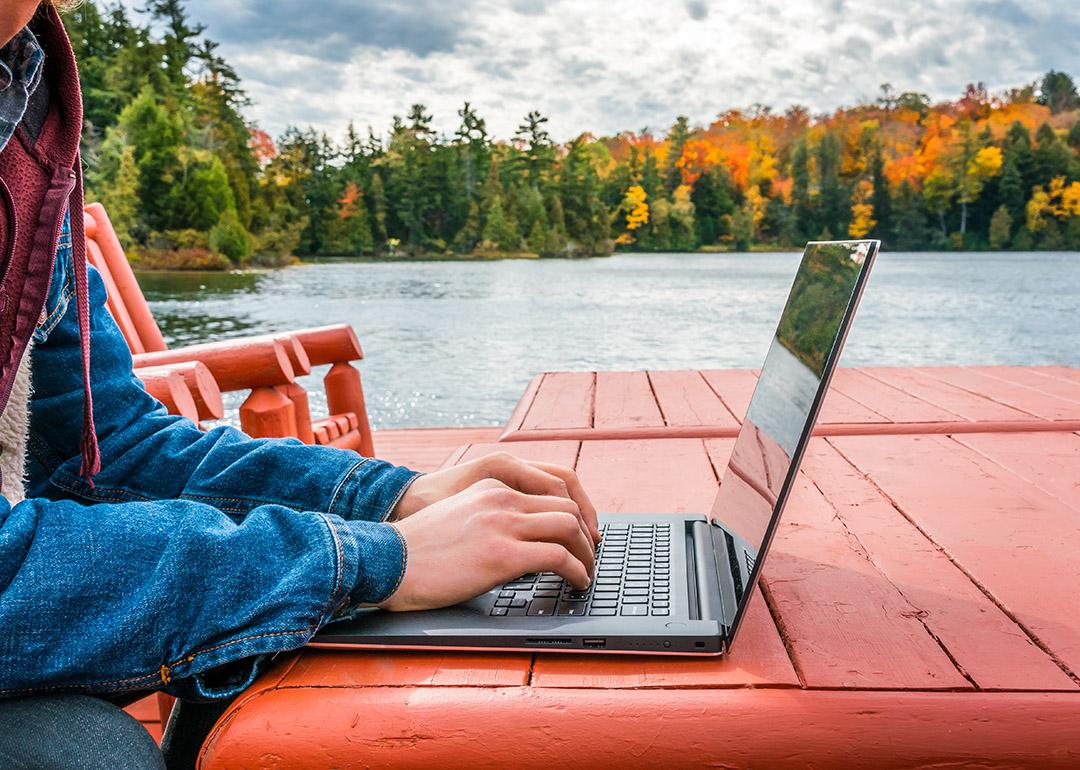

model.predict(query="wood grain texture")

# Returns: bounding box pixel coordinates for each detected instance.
[280,649,530,688]
[831,433,1080,679]
[520,371,594,430]
[647,370,739,428]
[953,431,1080,512]
[199,689,1080,770]
[594,371,664,428]
[575,439,717,513]
[804,439,1076,690]
[971,366,1080,403]
[829,367,961,423]
[863,367,1034,422]
[921,366,1080,421]
[700,368,759,421]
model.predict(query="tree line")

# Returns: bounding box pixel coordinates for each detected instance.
[67,2,1080,268]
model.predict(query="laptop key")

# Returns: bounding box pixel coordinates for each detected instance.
[528,598,557,616]
[591,598,618,608]
[499,591,516,599]
[495,598,512,607]
[490,607,509,616]
[533,590,560,598]
[620,605,648,616]
[557,601,587,616]
[565,591,590,601]
[652,608,670,616]
[589,607,617,616]
[623,588,649,596]
[622,596,648,604]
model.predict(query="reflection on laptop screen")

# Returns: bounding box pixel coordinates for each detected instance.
[710,240,875,617]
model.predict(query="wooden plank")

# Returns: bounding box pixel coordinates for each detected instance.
[831,433,1080,679]
[863,367,1035,422]
[921,367,1080,421]
[375,427,503,472]
[456,440,580,468]
[1031,366,1080,386]
[521,371,594,430]
[758,470,973,689]
[951,432,1080,515]
[200,688,1080,770]
[804,439,1076,690]
[700,368,758,422]
[831,368,961,423]
[575,439,717,514]
[281,649,530,688]
[501,373,544,436]
[648,370,740,429]
[970,366,1080,404]
[817,385,889,425]
[593,371,664,429]
[531,587,798,688]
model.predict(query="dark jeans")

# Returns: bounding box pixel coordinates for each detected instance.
[0,694,165,769]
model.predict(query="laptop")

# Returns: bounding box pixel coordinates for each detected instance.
[313,239,879,655]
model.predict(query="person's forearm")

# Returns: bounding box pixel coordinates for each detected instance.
[0,493,403,700]
[28,259,420,522]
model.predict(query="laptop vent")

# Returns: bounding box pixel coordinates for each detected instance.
[725,532,744,605]
[745,551,756,576]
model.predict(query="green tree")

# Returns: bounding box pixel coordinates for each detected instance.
[988,205,1013,249]
[1037,70,1079,114]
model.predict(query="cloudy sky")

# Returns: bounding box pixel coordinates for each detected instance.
[166,0,1078,143]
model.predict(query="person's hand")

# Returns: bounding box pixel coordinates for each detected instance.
[394,451,600,544]
[380,478,595,611]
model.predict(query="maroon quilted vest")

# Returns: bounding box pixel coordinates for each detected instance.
[0,6,98,483]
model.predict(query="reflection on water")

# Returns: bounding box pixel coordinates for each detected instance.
[140,250,1080,430]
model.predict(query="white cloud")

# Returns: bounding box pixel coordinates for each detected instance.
[151,0,1078,143]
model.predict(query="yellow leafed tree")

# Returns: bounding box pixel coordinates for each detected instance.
[848,179,877,238]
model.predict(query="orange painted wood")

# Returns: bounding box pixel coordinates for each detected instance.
[134,339,295,392]
[457,440,580,468]
[289,324,364,365]
[85,236,145,355]
[520,371,594,430]
[277,382,316,444]
[329,428,363,451]
[282,649,531,688]
[137,361,222,421]
[863,367,1035,422]
[324,362,375,457]
[500,367,1080,442]
[803,439,1076,690]
[647,369,739,429]
[500,374,543,437]
[200,689,1080,770]
[239,386,298,439]
[971,366,1080,403]
[953,431,1080,511]
[593,370,664,428]
[84,203,169,352]
[576,439,717,513]
[829,367,961,423]
[921,366,1080,421]
[372,427,502,472]
[700,368,759,422]
[831,433,1080,677]
[133,366,199,422]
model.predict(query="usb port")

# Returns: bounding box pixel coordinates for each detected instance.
[583,638,606,649]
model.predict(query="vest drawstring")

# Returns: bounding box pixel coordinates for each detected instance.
[67,157,99,486]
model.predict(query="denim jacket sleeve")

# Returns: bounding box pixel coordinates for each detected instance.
[0,248,420,700]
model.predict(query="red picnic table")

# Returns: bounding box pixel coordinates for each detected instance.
[197,367,1080,769]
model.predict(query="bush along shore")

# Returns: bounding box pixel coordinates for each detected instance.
[69,3,1080,271]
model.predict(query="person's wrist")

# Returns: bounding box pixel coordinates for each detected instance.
[390,474,432,519]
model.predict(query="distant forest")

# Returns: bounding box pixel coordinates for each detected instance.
[67,2,1080,268]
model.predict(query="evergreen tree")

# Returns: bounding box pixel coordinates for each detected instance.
[814,133,846,238]
[890,180,929,250]
[869,145,892,244]
[988,205,1013,249]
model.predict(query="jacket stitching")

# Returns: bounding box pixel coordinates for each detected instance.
[168,627,312,671]
[381,470,422,522]
[318,513,346,602]
[383,522,408,603]
[326,458,368,517]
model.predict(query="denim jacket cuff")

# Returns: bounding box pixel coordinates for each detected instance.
[340,519,407,605]
[329,459,422,523]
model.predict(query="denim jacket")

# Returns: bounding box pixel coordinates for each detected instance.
[0,221,420,700]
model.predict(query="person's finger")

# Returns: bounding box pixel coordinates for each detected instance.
[511,510,595,578]
[513,541,590,590]
[527,461,600,543]
[473,453,594,546]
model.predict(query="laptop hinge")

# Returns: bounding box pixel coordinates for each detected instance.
[691,520,725,622]
[706,522,742,631]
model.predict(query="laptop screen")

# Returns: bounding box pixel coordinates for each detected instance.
[710,240,877,637]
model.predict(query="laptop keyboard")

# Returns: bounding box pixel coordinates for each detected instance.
[489,522,671,617]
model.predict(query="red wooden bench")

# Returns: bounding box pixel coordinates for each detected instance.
[83,203,375,455]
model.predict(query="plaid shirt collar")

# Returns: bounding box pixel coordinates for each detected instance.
[0,26,45,154]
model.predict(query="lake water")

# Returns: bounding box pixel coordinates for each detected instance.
[137,251,1080,429]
